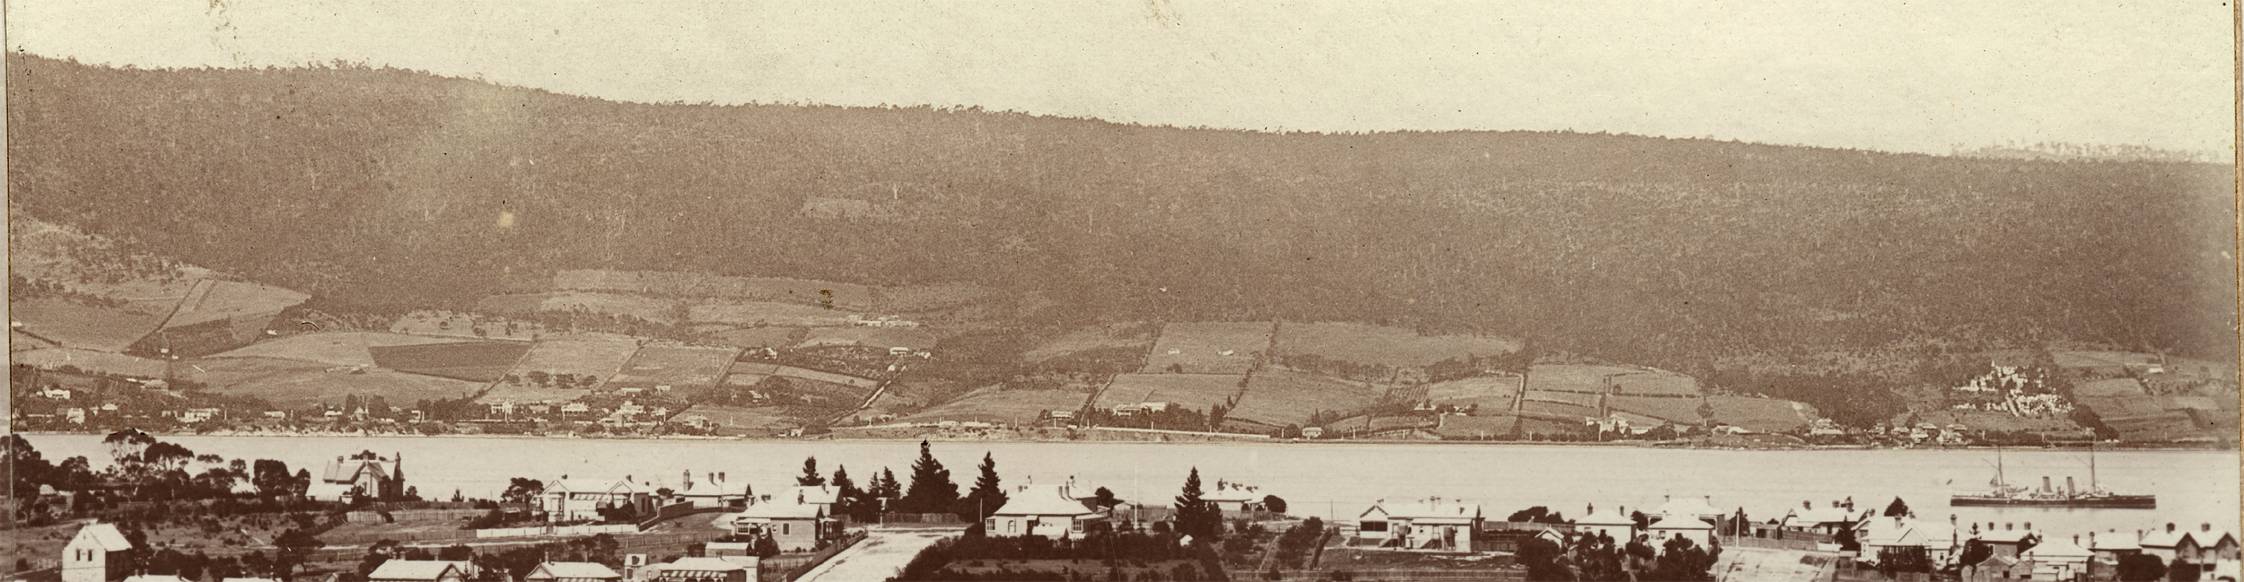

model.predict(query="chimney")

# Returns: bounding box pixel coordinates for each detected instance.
[2066,476,2075,495]
[2091,532,2098,547]
[1803,501,1812,510]
[2042,476,2052,492]
[2203,523,2212,532]
[2025,522,2032,531]
[2167,523,2177,533]
[2006,523,2015,531]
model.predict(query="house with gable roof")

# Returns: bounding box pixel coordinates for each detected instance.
[366,560,474,582]
[62,522,134,582]
[539,476,653,523]
[986,481,1109,539]
[1355,497,1483,551]
[2019,536,2093,581]
[523,561,623,582]
[317,451,407,501]
[731,488,841,552]
[1574,504,1637,543]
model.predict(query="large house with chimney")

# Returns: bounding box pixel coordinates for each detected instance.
[318,451,407,501]
[986,481,1110,539]
[1354,497,1484,551]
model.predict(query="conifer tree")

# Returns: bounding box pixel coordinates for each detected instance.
[900,440,957,513]
[830,465,858,518]
[1173,467,1220,541]
[962,452,1008,520]
[796,457,825,486]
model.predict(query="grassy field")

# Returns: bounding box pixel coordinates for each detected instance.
[875,282,1000,312]
[12,330,60,351]
[8,297,173,351]
[1020,323,1157,363]
[1096,373,1244,411]
[507,333,642,386]
[899,386,1090,424]
[1527,364,1701,396]
[209,331,460,368]
[1704,395,1815,432]
[1226,368,1383,427]
[160,279,311,329]
[368,341,533,382]
[606,345,740,390]
[1522,389,1600,408]
[182,356,484,407]
[537,291,685,324]
[388,310,546,341]
[554,269,879,309]
[1273,322,1521,367]
[774,365,881,389]
[1606,395,1706,424]
[700,326,809,349]
[686,301,855,326]
[1518,399,1599,421]
[722,362,781,386]
[671,404,803,435]
[797,326,938,350]
[1143,322,1272,374]
[477,381,586,404]
[1421,375,1522,410]
[10,347,168,377]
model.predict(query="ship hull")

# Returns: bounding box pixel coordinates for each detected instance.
[1949,496,2157,508]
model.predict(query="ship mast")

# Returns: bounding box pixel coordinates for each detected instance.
[1996,447,2007,489]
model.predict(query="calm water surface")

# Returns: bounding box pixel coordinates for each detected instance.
[22,435,2238,537]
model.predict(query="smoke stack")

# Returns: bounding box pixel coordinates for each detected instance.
[2066,476,2075,495]
[2042,476,2052,492]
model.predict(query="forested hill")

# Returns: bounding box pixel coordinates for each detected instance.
[8,54,2236,367]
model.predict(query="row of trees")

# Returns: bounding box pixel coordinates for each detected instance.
[1518,529,1720,582]
[8,431,316,524]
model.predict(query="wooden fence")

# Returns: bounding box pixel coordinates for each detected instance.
[757,530,868,582]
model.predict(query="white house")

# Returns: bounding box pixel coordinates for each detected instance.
[540,477,649,523]
[62,522,134,582]
[523,561,623,582]
[2139,523,2198,564]
[1200,480,1267,515]
[1574,505,1637,543]
[1649,516,1715,547]
[987,483,1107,538]
[1859,517,1960,565]
[731,497,838,552]
[1355,498,1483,551]
[366,560,474,582]
[2019,536,2093,581]
[1780,503,1863,535]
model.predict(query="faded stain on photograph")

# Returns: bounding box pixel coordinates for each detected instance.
[3,2,2238,582]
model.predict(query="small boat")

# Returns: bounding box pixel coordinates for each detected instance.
[1950,445,2155,508]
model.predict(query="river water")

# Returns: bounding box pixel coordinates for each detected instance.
[20,434,2237,538]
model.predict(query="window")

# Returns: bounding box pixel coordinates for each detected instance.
[782,523,791,535]
[1359,521,1388,532]
[1008,520,1019,533]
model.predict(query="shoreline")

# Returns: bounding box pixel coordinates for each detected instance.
[11,429,2233,452]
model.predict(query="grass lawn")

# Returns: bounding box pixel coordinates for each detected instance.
[1423,376,1521,410]
[1527,364,1700,397]
[698,326,808,349]
[182,356,486,407]
[211,331,461,368]
[1097,373,1245,412]
[160,279,310,329]
[1143,322,1272,374]
[8,297,172,351]
[899,386,1090,424]
[606,345,740,389]
[369,341,534,382]
[796,326,938,350]
[1704,395,1816,433]
[1228,368,1383,427]
[1273,322,1521,368]
[686,301,854,327]
[11,348,168,377]
[1021,323,1157,363]
[507,333,642,387]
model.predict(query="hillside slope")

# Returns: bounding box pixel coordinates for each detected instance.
[7,54,2236,370]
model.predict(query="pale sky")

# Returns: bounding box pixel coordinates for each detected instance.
[5,0,2236,155]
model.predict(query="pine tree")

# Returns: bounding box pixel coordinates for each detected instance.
[900,440,957,514]
[962,452,1008,520]
[876,468,903,501]
[797,457,825,486]
[830,465,859,519]
[1173,467,1220,541]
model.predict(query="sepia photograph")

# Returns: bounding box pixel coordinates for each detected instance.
[2,2,2239,581]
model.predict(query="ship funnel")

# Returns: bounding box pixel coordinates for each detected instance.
[2041,476,2052,492]
[2065,476,2075,495]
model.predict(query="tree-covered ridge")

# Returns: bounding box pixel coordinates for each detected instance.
[8,54,2234,373]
